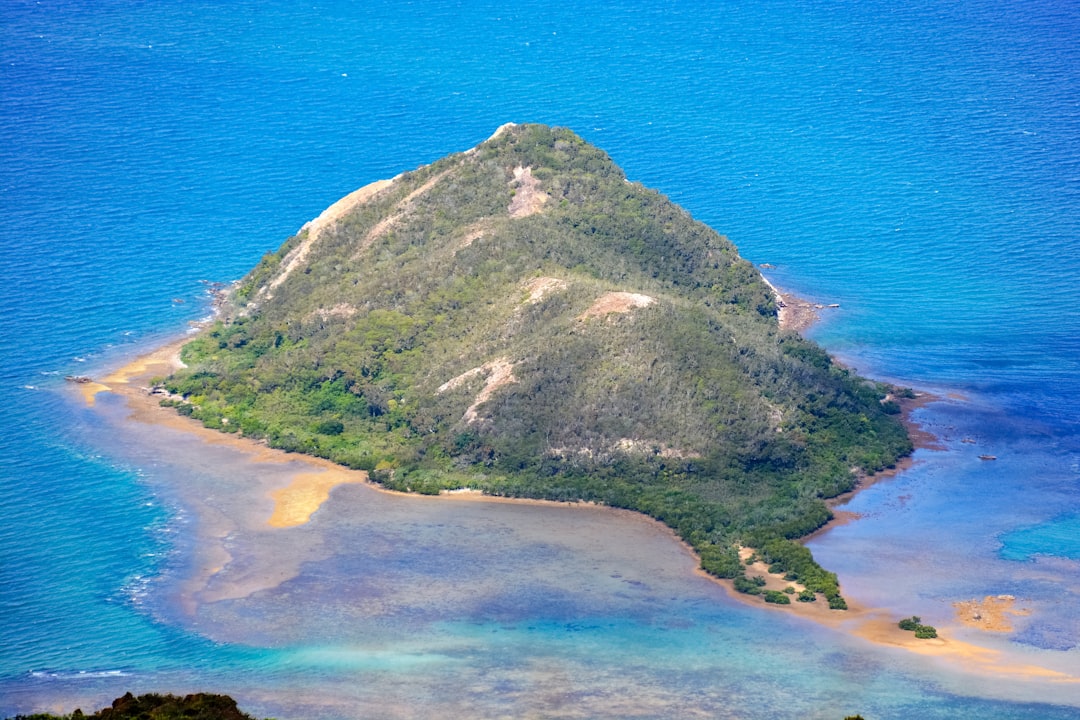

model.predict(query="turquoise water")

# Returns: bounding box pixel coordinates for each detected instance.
[3,1,1079,717]
[1001,515,1080,563]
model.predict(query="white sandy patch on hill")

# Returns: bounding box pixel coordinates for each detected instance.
[308,303,357,321]
[508,166,549,218]
[437,357,518,424]
[355,169,451,256]
[265,178,393,296]
[522,276,568,304]
[578,291,655,320]
[466,122,516,154]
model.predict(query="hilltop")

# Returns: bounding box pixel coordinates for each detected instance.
[161,123,911,604]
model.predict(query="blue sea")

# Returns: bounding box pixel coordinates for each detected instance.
[3,1,1079,717]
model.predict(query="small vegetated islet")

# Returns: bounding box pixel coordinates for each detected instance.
[898,615,938,639]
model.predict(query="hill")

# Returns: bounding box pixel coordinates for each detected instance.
[161,123,912,605]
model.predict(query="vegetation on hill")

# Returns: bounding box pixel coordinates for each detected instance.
[6,692,262,720]
[160,123,912,605]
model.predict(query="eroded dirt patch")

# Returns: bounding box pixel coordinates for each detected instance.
[522,276,568,304]
[438,357,518,424]
[508,166,549,218]
[578,291,655,320]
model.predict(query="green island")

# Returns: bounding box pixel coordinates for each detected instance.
[159,123,911,606]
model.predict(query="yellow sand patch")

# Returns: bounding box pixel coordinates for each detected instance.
[267,471,368,528]
[954,594,1031,633]
[77,381,112,406]
[74,340,189,407]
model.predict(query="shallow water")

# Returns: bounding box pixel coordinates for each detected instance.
[3,0,1079,717]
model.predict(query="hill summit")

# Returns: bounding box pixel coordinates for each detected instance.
[164,123,911,603]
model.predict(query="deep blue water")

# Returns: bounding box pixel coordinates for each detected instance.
[2,1,1079,717]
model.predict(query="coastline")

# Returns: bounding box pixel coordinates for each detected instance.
[760,273,829,333]
[73,320,1077,687]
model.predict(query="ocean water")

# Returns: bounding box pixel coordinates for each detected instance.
[2,1,1079,718]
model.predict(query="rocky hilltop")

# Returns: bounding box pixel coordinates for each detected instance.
[163,124,911,603]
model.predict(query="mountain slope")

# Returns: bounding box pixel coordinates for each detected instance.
[164,124,911,603]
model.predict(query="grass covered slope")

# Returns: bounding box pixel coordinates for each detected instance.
[163,124,911,604]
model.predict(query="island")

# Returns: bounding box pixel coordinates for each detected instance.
[153,123,912,607]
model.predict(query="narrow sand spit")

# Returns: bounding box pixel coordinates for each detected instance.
[76,338,369,530]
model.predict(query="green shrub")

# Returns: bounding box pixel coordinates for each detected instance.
[733,577,763,595]
[899,615,938,639]
[797,589,816,603]
[764,590,791,604]
[828,595,848,610]
[898,616,920,631]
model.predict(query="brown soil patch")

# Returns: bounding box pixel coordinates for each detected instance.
[508,166,550,218]
[614,438,698,460]
[455,219,493,251]
[955,595,1031,632]
[579,291,655,320]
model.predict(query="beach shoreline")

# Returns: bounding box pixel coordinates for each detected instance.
[73,320,1077,687]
